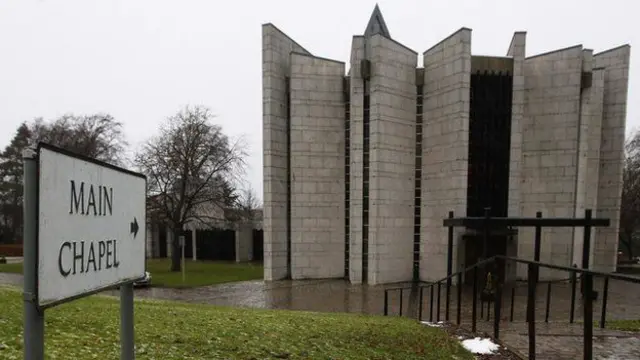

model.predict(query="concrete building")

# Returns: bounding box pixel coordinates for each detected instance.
[262,5,631,284]
[145,198,263,263]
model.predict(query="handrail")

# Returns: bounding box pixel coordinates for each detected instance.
[381,254,640,360]
[501,256,640,284]
[444,216,610,227]
[420,256,499,291]
[418,255,640,291]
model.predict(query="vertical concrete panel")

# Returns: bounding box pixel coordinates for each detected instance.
[349,36,365,284]
[367,35,417,284]
[572,54,605,267]
[262,24,311,280]
[521,46,583,279]
[289,53,346,279]
[505,32,527,281]
[594,46,631,272]
[421,28,472,282]
[507,32,526,218]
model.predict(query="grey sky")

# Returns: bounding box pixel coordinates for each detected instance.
[1,0,637,201]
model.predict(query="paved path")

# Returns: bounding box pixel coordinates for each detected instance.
[471,321,640,359]
[0,273,23,287]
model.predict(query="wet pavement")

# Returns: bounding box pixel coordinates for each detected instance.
[108,279,415,314]
[2,272,640,359]
[471,321,640,359]
[2,272,640,321]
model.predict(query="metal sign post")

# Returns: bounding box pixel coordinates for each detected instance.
[22,143,146,360]
[23,148,44,360]
[120,283,134,360]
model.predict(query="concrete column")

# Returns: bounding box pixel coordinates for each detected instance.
[421,28,472,282]
[348,36,365,284]
[166,226,173,258]
[593,45,631,272]
[235,222,253,263]
[262,23,311,281]
[191,228,197,261]
[507,32,526,280]
[522,45,583,280]
[367,34,417,285]
[289,52,345,279]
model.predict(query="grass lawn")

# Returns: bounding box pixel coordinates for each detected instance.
[0,261,22,274]
[0,259,263,288]
[0,287,472,360]
[604,320,640,332]
[145,259,263,288]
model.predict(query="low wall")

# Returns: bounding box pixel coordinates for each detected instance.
[0,244,23,257]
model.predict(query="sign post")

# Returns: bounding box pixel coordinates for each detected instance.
[120,283,134,360]
[23,143,146,360]
[23,148,44,360]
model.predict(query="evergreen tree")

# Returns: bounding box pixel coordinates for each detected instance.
[0,123,32,243]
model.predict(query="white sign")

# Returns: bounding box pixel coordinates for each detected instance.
[37,144,146,307]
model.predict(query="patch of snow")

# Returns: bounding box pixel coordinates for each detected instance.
[420,321,444,327]
[460,337,500,354]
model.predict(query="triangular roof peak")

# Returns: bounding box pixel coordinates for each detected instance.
[364,4,391,39]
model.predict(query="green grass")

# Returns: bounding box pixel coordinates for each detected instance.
[146,259,263,288]
[0,287,473,360]
[0,262,22,274]
[0,259,263,288]
[604,320,640,332]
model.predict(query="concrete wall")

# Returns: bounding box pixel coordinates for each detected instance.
[521,45,583,279]
[421,28,472,282]
[348,36,366,284]
[289,53,346,279]
[262,24,311,280]
[572,53,605,268]
[366,35,417,284]
[594,46,631,272]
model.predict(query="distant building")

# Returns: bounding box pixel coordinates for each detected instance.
[145,193,263,262]
[262,5,631,284]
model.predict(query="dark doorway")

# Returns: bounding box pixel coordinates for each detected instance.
[252,229,264,261]
[467,70,512,219]
[195,229,236,261]
[466,69,513,283]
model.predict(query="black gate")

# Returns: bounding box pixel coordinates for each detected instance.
[195,229,236,261]
[252,229,264,261]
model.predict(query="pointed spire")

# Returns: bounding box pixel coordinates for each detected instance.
[364,4,391,39]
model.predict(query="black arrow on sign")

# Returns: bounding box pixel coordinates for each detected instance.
[130,217,139,239]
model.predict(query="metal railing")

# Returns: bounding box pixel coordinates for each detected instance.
[383,255,640,360]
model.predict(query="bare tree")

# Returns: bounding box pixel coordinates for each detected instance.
[135,106,246,271]
[0,115,126,244]
[236,187,261,221]
[620,129,640,260]
[30,114,127,165]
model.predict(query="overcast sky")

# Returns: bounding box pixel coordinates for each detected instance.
[1,0,637,201]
